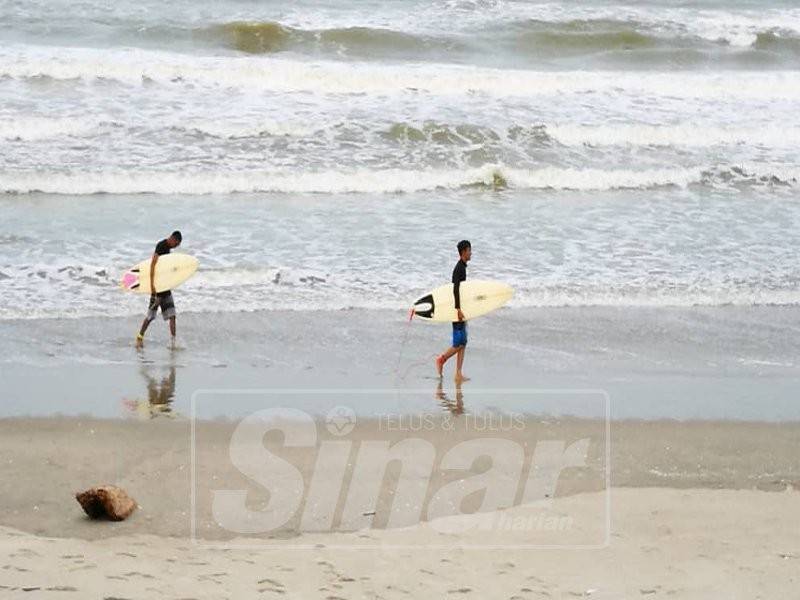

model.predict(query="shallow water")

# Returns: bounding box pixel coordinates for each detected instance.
[2,188,800,319]
[1,1,799,421]
[2,307,799,420]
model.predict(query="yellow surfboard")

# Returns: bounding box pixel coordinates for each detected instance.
[412,280,513,322]
[120,253,198,294]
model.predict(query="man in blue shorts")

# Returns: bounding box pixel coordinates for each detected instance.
[135,231,182,347]
[435,240,471,382]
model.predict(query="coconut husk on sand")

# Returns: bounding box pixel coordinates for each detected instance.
[75,485,137,521]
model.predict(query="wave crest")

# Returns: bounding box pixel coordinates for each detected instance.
[194,18,800,66]
[213,21,292,54]
[1,164,796,196]
[204,20,441,57]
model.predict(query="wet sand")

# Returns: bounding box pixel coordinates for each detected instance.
[3,306,800,420]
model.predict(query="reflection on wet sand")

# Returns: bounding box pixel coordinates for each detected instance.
[435,379,464,415]
[122,364,176,419]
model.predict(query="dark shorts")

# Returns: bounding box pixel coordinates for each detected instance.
[146,292,176,321]
[452,323,468,347]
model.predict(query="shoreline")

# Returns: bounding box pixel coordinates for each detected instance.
[2,306,800,421]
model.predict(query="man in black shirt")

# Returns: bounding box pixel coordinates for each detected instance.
[435,240,471,382]
[136,230,182,347]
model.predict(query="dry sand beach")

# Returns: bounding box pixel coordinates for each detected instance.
[1,488,797,599]
[0,417,798,598]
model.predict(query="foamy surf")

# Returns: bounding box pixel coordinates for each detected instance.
[4,44,800,100]
[2,164,798,196]
[545,124,800,149]
[0,117,99,141]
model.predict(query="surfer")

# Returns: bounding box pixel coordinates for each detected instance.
[135,231,182,347]
[435,240,471,382]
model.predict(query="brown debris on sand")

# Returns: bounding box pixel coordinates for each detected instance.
[75,486,137,521]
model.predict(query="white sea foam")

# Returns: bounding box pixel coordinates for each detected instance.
[180,119,318,139]
[0,117,96,140]
[0,165,700,194]
[2,163,797,196]
[3,278,800,321]
[546,124,800,149]
[4,44,800,100]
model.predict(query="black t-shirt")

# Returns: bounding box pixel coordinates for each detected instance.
[153,239,171,296]
[452,259,467,329]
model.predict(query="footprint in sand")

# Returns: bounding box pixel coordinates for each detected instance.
[257,577,286,595]
[2,565,30,572]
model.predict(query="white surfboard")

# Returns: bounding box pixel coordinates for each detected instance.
[120,253,199,294]
[412,280,513,322]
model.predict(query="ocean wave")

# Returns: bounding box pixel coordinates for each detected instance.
[505,18,672,57]
[503,18,800,52]
[382,121,800,150]
[3,114,794,154]
[2,113,795,151]
[4,45,800,98]
[202,19,660,58]
[382,122,506,146]
[1,164,796,196]
[752,29,800,55]
[6,1,800,70]
[172,18,800,66]
[192,18,800,66]
[207,21,292,54]
[201,20,451,58]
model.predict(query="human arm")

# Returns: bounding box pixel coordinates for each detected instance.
[149,253,159,297]
[452,262,466,321]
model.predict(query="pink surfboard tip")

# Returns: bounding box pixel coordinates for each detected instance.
[121,272,138,289]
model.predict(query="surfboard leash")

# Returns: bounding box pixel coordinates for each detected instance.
[393,307,440,386]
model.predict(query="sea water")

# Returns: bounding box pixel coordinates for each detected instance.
[2,0,800,319]
[2,1,800,421]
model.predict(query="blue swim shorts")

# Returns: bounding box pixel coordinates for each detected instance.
[451,323,468,347]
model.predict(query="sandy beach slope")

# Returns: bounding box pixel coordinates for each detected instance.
[0,417,798,597]
[0,487,798,599]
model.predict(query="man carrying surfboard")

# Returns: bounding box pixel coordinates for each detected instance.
[135,231,182,347]
[435,240,471,382]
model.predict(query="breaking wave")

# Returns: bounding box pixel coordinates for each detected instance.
[1,164,796,195]
[194,19,800,66]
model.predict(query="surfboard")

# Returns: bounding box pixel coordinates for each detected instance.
[120,253,199,294]
[412,280,513,322]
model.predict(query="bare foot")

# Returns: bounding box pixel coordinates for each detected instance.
[435,355,444,378]
[135,334,144,348]
[455,373,470,383]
